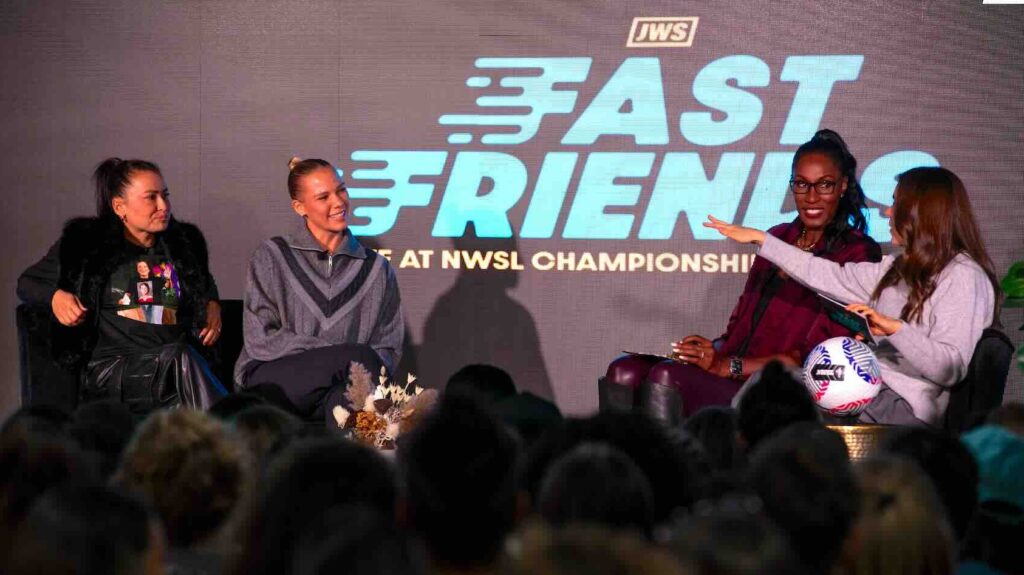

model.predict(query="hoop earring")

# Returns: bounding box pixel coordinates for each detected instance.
[121,214,128,223]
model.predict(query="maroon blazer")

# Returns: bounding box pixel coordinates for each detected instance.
[717,220,882,361]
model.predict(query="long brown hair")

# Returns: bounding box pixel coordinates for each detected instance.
[872,167,999,323]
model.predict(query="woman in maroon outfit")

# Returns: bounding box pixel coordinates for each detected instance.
[606,130,882,420]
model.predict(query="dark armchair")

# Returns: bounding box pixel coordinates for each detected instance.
[943,327,1014,433]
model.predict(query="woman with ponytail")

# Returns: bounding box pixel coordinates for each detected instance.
[17,158,226,415]
[705,166,999,425]
[233,157,403,425]
[606,130,882,420]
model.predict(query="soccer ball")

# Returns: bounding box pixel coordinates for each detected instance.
[803,337,883,417]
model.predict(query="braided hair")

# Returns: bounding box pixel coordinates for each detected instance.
[792,129,869,251]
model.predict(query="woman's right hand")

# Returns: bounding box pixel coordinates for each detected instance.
[51,289,88,326]
[672,335,717,372]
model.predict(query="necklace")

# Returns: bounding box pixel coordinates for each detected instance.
[797,228,819,252]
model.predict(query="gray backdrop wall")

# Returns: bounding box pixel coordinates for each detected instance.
[2,0,1023,417]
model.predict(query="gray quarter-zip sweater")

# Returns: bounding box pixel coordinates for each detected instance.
[234,221,403,386]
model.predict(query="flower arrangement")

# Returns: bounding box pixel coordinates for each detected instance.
[332,362,438,449]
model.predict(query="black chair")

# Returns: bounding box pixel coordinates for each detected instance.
[16,300,245,413]
[16,304,79,412]
[943,327,1014,433]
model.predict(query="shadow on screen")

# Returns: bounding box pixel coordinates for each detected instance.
[418,232,554,400]
[612,257,749,339]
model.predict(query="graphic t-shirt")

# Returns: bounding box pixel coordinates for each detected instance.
[92,243,187,358]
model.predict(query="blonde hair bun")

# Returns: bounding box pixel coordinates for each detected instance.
[288,156,303,171]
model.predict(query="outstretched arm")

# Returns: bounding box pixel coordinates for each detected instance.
[703,215,889,304]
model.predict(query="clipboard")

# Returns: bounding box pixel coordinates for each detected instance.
[817,294,876,345]
[622,350,680,362]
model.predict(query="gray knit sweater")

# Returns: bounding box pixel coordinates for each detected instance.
[234,221,403,386]
[759,234,994,425]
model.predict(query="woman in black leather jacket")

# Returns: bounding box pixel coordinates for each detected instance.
[18,158,226,415]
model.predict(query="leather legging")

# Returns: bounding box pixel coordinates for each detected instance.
[84,341,227,416]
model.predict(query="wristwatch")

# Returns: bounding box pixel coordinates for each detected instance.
[729,356,743,379]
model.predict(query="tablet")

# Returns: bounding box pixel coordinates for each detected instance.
[817,294,876,345]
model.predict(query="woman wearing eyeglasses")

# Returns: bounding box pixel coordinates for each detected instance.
[705,166,998,426]
[606,130,882,420]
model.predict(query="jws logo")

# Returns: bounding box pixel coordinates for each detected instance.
[627,17,699,47]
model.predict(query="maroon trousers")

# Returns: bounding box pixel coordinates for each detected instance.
[606,355,743,418]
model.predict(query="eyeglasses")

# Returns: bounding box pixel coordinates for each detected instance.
[789,178,839,196]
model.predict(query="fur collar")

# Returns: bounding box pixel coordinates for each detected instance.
[53,216,215,365]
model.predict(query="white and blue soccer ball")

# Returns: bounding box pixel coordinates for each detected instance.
[803,337,883,417]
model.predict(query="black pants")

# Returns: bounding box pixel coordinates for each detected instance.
[84,341,227,417]
[244,344,383,425]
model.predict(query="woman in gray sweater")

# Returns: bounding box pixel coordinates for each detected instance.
[234,157,403,424]
[701,167,999,426]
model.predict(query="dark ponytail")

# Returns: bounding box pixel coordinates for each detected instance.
[792,129,869,250]
[93,157,162,221]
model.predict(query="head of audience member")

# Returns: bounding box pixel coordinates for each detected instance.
[669,495,805,575]
[114,409,250,549]
[446,364,518,405]
[398,392,520,572]
[878,426,978,543]
[504,522,689,575]
[841,456,955,575]
[789,129,869,249]
[68,400,136,480]
[495,391,562,449]
[736,361,819,450]
[0,405,71,440]
[960,423,1024,574]
[209,391,269,420]
[525,411,709,525]
[986,402,1024,437]
[683,406,744,476]
[745,421,857,574]
[3,482,163,575]
[537,442,655,538]
[873,166,1000,323]
[93,157,169,236]
[232,436,397,575]
[962,424,1024,514]
[229,404,303,466]
[290,503,428,575]
[0,428,92,556]
[287,156,349,236]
